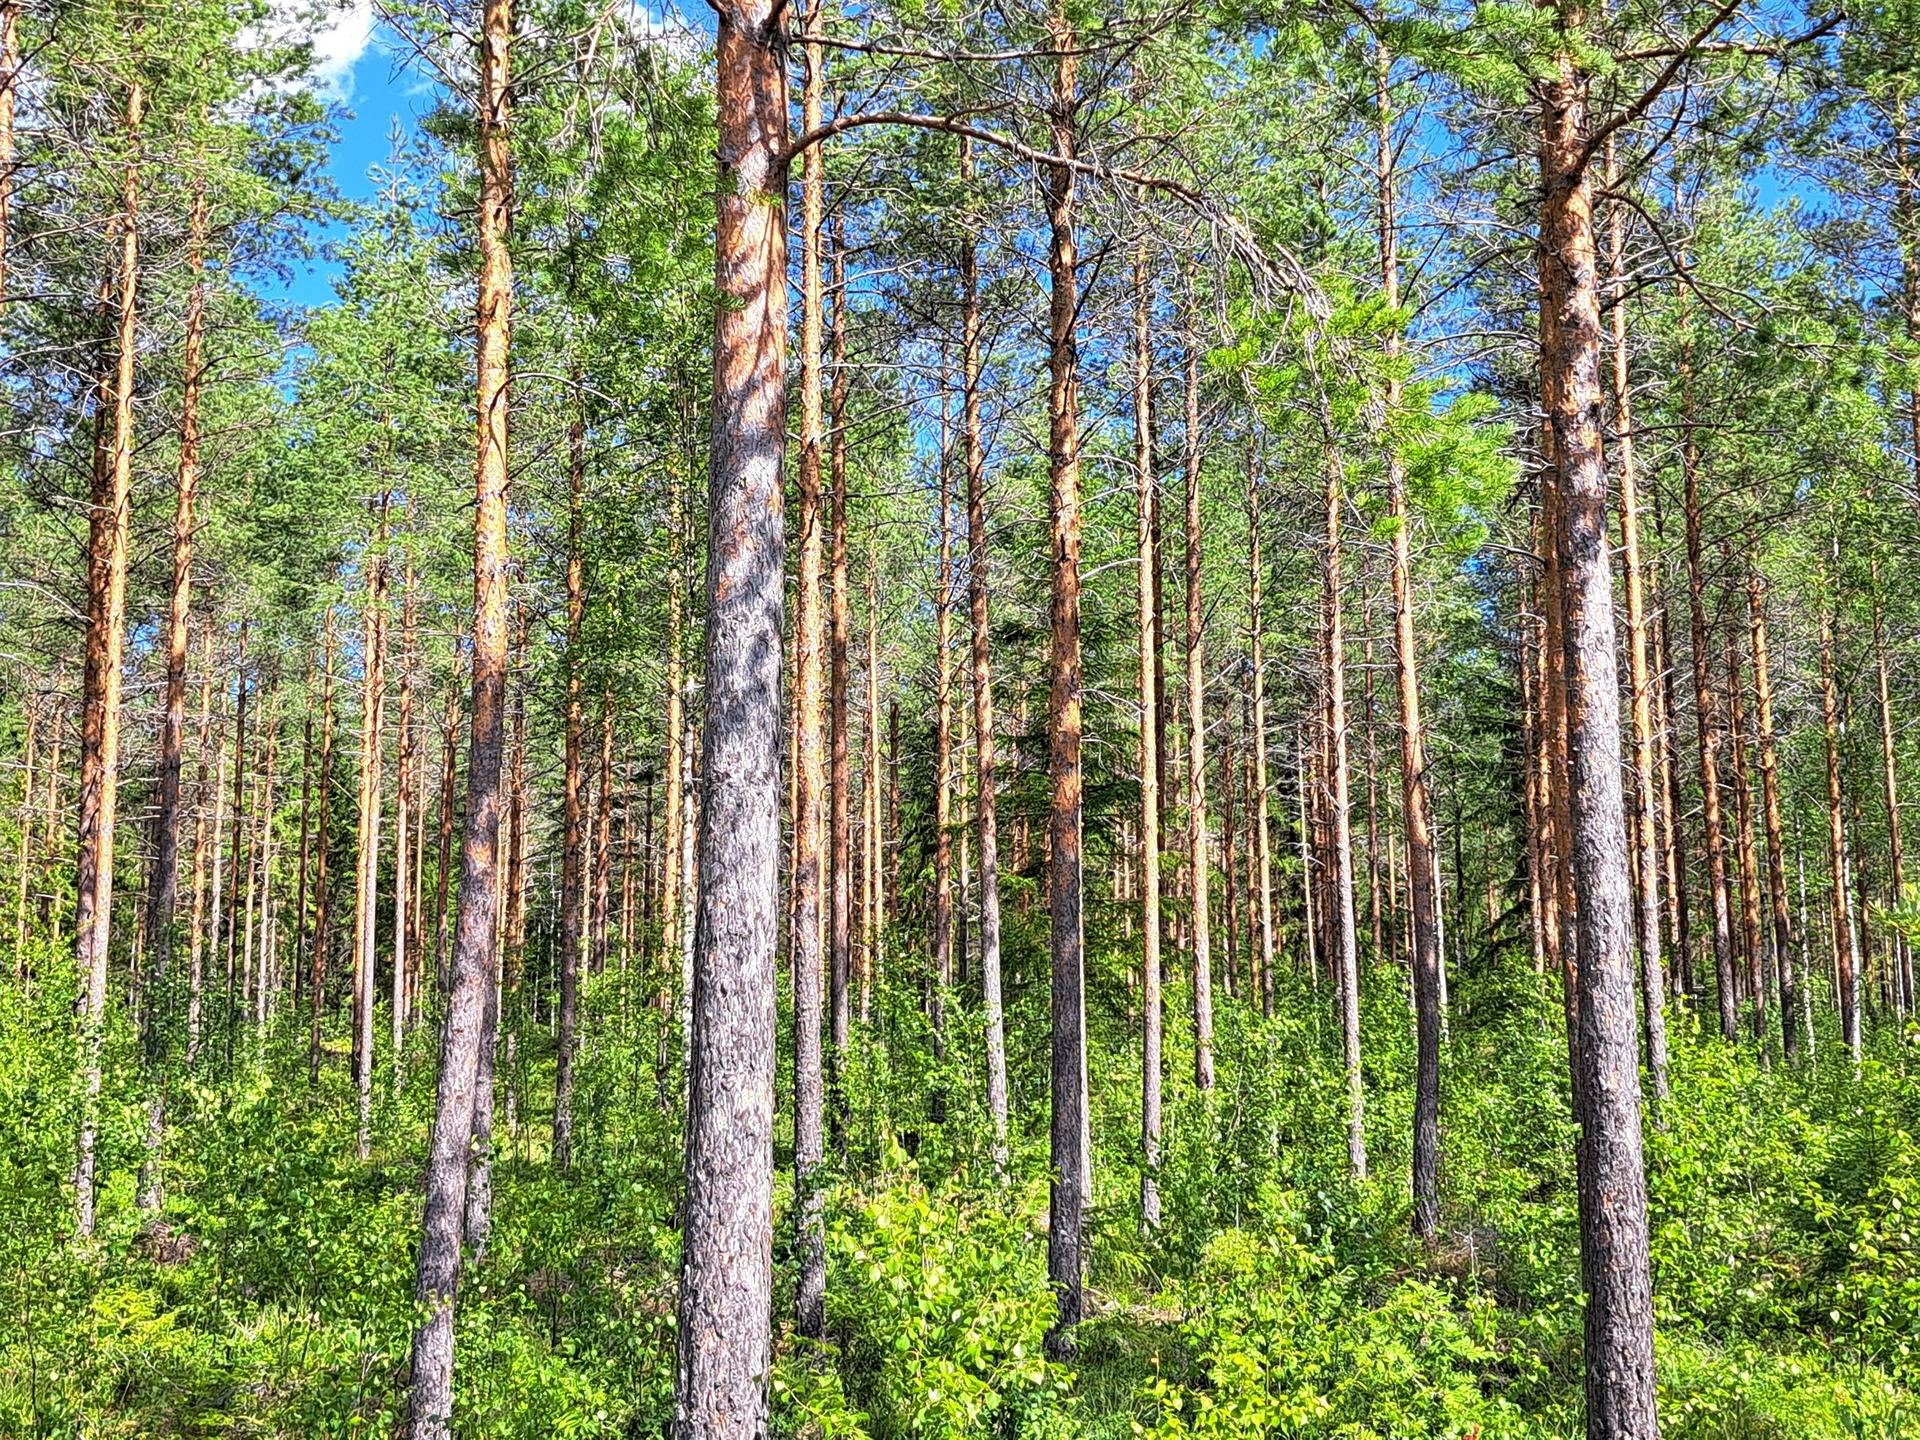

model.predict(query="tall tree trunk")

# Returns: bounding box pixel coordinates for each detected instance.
[1818,596,1860,1061]
[1653,588,1693,996]
[1247,461,1277,1018]
[1043,9,1090,1359]
[1604,133,1668,1101]
[12,703,34,963]
[72,77,144,1239]
[1539,49,1659,1436]
[309,614,336,1083]
[554,384,587,1168]
[1315,388,1367,1180]
[1182,334,1216,1094]
[1748,572,1797,1059]
[353,499,388,1160]
[185,643,215,1065]
[392,554,417,1056]
[405,4,512,1430]
[1725,614,1766,1048]
[1681,380,1737,1039]
[674,0,785,1426]
[592,689,615,974]
[828,232,854,1062]
[0,0,18,303]
[1378,43,1441,1233]
[791,18,829,1333]
[962,134,1008,1176]
[932,385,956,1042]
[1872,574,1909,1013]
[1131,219,1162,1226]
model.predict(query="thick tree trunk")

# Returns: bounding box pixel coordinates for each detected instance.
[962,135,1008,1176]
[72,80,144,1239]
[1131,225,1162,1226]
[1043,11,1090,1359]
[1747,573,1797,1059]
[1182,336,1215,1094]
[791,24,829,1332]
[1539,52,1659,1438]
[1818,599,1860,1061]
[555,387,587,1168]
[674,0,785,1428]
[405,5,512,1431]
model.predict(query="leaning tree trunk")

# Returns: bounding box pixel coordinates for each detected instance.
[674,0,786,1428]
[73,78,144,1240]
[1539,48,1659,1439]
[405,5,512,1434]
[1042,7,1090,1361]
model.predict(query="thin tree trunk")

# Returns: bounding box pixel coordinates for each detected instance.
[1315,387,1367,1181]
[962,133,1008,1176]
[12,703,34,963]
[1182,332,1215,1094]
[1131,220,1162,1226]
[592,688,614,974]
[393,554,417,1057]
[353,500,388,1160]
[405,4,512,1428]
[1818,596,1860,1061]
[1043,10,1090,1359]
[862,543,881,1017]
[186,642,215,1065]
[1725,614,1766,1048]
[0,0,18,303]
[1540,54,1659,1436]
[309,615,336,1083]
[1872,573,1909,1013]
[674,0,785,1426]
[72,78,144,1239]
[1748,572,1797,1059]
[1248,455,1276,1016]
[554,382,587,1168]
[1681,374,1737,1040]
[932,380,956,1047]
[1604,132,1668,1100]
[828,230,854,1061]
[791,21,829,1331]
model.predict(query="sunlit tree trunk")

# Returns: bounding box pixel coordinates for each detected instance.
[829,232,854,1058]
[1747,573,1797,1059]
[1818,596,1859,1062]
[1725,616,1766,1048]
[555,385,587,1168]
[1247,453,1276,1016]
[1604,133,1668,1100]
[406,4,512,1430]
[791,20,829,1332]
[674,0,786,1425]
[0,0,18,303]
[1043,8,1090,1358]
[962,134,1008,1175]
[1182,334,1215,1094]
[1539,41,1658,1434]
[352,498,388,1160]
[1131,223,1162,1226]
[72,78,145,1239]
[1872,573,1909,1013]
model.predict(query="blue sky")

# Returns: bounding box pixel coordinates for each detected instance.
[273,5,427,311]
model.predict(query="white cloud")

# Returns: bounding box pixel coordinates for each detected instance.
[310,0,376,98]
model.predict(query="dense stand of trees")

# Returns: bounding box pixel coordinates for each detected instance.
[7,0,1920,1437]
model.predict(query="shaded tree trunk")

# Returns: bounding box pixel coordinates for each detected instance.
[1748,572,1797,1059]
[1131,222,1162,1226]
[554,384,587,1168]
[1818,597,1860,1061]
[1182,333,1215,1095]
